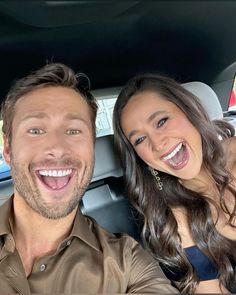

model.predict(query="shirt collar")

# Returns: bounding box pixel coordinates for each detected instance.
[0,196,13,236]
[0,196,101,252]
[69,208,101,252]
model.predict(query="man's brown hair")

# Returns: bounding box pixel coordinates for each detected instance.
[1,63,98,143]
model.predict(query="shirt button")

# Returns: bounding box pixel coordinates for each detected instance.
[39,264,46,272]
[66,240,71,246]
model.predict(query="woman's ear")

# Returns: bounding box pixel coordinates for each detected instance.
[3,134,11,165]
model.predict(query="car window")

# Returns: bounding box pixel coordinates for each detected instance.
[228,75,236,111]
[96,97,116,137]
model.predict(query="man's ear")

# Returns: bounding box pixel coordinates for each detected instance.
[3,134,11,165]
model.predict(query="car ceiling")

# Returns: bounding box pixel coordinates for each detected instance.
[0,1,235,110]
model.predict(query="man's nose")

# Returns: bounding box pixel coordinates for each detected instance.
[44,132,70,159]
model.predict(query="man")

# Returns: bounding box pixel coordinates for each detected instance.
[0,63,177,294]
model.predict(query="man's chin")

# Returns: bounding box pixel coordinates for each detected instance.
[21,191,80,220]
[32,201,78,220]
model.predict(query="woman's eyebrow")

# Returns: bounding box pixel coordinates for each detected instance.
[128,129,138,141]
[147,110,167,123]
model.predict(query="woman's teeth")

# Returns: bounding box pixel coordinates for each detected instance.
[162,143,183,161]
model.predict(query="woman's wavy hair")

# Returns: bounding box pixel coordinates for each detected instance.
[1,62,98,144]
[113,73,236,293]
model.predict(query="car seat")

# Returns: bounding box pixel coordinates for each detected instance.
[182,81,223,120]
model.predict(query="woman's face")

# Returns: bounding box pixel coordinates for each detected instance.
[121,91,203,180]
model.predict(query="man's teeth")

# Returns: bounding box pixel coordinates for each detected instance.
[38,169,72,177]
[163,143,183,161]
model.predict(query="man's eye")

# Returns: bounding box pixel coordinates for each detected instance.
[134,136,146,146]
[66,129,80,135]
[157,117,168,128]
[28,128,45,135]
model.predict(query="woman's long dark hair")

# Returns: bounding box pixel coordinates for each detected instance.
[113,73,236,293]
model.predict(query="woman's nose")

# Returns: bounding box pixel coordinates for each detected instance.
[150,133,167,153]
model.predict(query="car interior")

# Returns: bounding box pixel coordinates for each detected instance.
[0,81,228,240]
[0,1,235,240]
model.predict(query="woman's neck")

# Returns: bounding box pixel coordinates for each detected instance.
[180,166,217,195]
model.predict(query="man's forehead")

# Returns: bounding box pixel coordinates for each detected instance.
[14,87,87,112]
[16,86,83,103]
[12,90,91,127]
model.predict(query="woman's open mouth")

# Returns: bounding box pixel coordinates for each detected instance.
[36,168,74,191]
[161,142,189,170]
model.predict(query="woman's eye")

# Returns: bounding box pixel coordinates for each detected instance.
[28,128,45,135]
[66,129,80,135]
[134,136,146,146]
[157,117,168,128]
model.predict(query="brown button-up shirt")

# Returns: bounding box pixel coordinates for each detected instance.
[0,197,178,294]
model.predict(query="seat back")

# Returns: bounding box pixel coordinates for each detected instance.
[182,81,223,120]
[80,135,140,240]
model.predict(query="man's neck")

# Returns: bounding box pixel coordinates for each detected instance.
[11,193,77,276]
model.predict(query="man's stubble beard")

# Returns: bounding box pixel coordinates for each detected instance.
[10,155,94,219]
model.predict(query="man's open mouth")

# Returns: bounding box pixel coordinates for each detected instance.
[161,142,189,170]
[36,169,74,190]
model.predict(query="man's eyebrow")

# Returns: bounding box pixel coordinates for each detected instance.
[64,113,85,121]
[20,112,48,122]
[20,112,86,122]
[64,113,90,126]
[128,110,167,141]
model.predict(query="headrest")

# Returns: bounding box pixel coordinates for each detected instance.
[92,135,122,182]
[182,81,223,120]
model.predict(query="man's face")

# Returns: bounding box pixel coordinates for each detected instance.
[3,86,94,219]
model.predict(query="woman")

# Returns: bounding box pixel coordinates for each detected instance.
[113,73,236,293]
